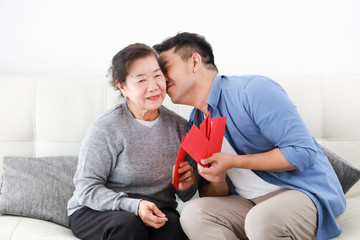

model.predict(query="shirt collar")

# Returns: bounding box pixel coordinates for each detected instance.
[207,74,222,112]
[189,74,222,126]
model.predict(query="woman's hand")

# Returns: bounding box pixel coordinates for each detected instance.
[138,200,168,229]
[177,161,196,191]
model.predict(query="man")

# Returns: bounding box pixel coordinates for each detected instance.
[153,32,345,240]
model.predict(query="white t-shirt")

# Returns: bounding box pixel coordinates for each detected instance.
[135,117,159,128]
[222,137,282,199]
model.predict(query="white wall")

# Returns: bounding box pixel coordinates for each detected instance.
[0,0,359,76]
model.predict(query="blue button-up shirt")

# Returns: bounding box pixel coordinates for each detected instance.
[189,74,346,240]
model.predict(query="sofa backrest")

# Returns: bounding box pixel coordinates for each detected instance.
[1,75,359,195]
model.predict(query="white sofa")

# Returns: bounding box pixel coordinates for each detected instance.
[0,75,359,240]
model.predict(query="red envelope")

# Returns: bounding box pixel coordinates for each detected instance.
[181,125,209,164]
[200,112,211,138]
[208,117,226,156]
[172,137,186,190]
[172,113,226,190]
[181,113,226,167]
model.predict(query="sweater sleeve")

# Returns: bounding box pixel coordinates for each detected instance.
[73,123,141,215]
[243,76,318,172]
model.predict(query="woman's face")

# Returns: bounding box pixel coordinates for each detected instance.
[118,55,166,120]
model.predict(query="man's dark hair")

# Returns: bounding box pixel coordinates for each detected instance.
[153,32,218,71]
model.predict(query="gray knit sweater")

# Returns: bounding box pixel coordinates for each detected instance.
[67,102,197,216]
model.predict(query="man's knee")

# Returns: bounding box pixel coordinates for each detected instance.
[244,205,316,239]
[180,198,211,232]
[180,199,199,226]
[244,207,275,238]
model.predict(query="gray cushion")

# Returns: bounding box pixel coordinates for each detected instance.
[0,156,78,227]
[322,146,360,194]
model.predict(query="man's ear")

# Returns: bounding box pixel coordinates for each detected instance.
[191,53,202,73]
[116,82,127,98]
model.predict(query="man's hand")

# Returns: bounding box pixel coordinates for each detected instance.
[177,161,196,191]
[196,152,232,197]
[198,152,234,181]
[138,200,168,229]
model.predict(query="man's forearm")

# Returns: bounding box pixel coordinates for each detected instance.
[233,148,297,172]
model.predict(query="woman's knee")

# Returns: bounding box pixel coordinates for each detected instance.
[149,210,187,240]
[105,212,147,239]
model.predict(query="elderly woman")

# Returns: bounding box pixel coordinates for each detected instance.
[67,43,197,240]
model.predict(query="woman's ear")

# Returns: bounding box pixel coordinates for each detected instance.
[191,53,202,73]
[116,82,127,98]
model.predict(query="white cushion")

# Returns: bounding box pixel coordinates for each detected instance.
[0,216,79,240]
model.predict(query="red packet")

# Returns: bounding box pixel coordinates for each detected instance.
[172,137,186,190]
[181,113,226,168]
[208,116,226,156]
[200,112,211,138]
[181,125,209,166]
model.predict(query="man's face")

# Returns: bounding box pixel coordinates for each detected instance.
[158,47,194,104]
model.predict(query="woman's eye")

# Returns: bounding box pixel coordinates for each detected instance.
[138,79,146,83]
[154,74,162,78]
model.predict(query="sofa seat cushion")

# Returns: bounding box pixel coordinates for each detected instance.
[0,215,79,240]
[337,195,360,240]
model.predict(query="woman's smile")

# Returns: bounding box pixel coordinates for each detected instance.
[146,94,161,101]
